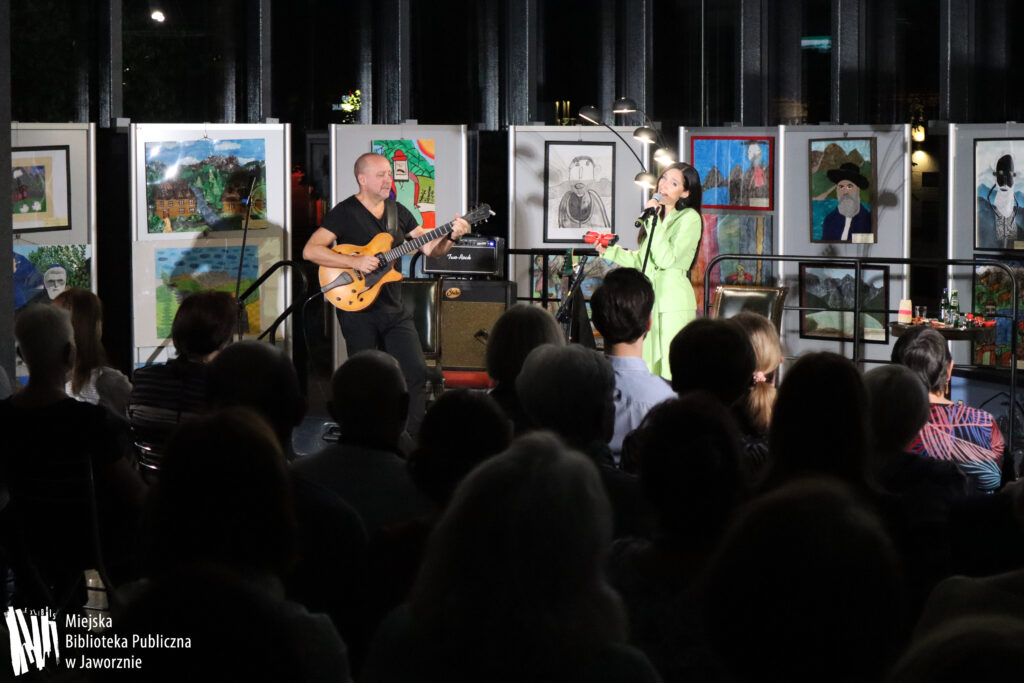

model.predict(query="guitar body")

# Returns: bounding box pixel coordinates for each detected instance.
[319,232,403,312]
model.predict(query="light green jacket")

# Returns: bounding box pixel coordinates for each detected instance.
[602,206,701,379]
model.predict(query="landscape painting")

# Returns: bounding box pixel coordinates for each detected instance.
[154,245,259,338]
[974,139,1024,250]
[371,139,436,229]
[799,264,889,343]
[543,141,615,243]
[12,244,90,310]
[12,145,71,232]
[973,259,1024,367]
[690,136,773,211]
[691,214,774,312]
[808,138,877,243]
[145,138,268,233]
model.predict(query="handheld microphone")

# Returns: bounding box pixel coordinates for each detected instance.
[636,193,664,223]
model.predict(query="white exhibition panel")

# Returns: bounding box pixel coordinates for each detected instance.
[777,124,911,363]
[328,124,468,367]
[508,125,649,305]
[129,123,292,364]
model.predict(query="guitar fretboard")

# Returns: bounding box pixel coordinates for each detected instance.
[379,221,456,264]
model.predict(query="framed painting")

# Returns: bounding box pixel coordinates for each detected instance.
[690,136,773,211]
[808,137,877,244]
[12,244,90,311]
[372,138,437,229]
[799,263,890,343]
[974,139,1024,250]
[691,213,774,312]
[543,141,615,243]
[973,259,1024,367]
[12,145,71,233]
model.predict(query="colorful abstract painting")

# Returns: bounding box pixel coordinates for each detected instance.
[154,246,260,337]
[973,259,1024,367]
[372,139,436,229]
[12,146,71,232]
[145,138,268,233]
[974,139,1024,250]
[808,138,877,243]
[799,264,889,343]
[12,244,90,310]
[691,214,774,313]
[691,136,773,211]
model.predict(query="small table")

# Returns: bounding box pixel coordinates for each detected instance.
[888,322,997,344]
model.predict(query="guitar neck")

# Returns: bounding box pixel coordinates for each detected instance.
[379,221,456,264]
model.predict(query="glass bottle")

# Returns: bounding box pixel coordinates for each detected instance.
[940,288,950,324]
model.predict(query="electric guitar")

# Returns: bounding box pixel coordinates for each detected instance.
[319,204,493,312]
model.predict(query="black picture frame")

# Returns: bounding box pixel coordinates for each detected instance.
[542,141,616,244]
[799,263,890,344]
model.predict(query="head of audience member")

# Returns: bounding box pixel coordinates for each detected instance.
[895,327,953,398]
[485,304,564,387]
[328,350,408,450]
[669,318,756,406]
[515,344,616,450]
[730,311,782,435]
[864,365,931,454]
[767,352,872,487]
[890,323,932,365]
[53,288,108,394]
[590,267,653,350]
[625,393,744,554]
[886,616,1024,683]
[407,389,512,509]
[14,304,74,387]
[410,431,625,677]
[114,562,307,681]
[171,290,238,363]
[144,407,296,580]
[207,340,307,457]
[702,477,905,683]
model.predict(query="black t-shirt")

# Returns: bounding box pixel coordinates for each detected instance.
[321,196,420,312]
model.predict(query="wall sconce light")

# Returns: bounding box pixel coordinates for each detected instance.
[911,122,926,143]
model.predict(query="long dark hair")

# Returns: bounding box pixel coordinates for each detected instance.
[652,163,705,273]
[53,288,108,394]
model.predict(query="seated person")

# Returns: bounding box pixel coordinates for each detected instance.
[897,328,1004,494]
[1,305,145,598]
[729,311,782,481]
[485,304,565,433]
[360,432,661,683]
[291,350,430,536]
[53,289,132,417]
[589,268,674,461]
[128,290,237,469]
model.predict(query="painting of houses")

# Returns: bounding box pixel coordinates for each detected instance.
[145,138,268,233]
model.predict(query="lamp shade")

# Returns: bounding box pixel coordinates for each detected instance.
[654,147,676,165]
[578,105,603,125]
[633,126,658,144]
[613,97,638,114]
[911,123,926,143]
[634,172,657,190]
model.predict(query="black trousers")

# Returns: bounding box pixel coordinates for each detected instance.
[336,305,426,437]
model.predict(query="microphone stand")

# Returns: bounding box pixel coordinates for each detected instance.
[555,253,591,343]
[640,207,660,275]
[234,172,260,340]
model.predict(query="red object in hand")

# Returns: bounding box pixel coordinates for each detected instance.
[584,231,618,247]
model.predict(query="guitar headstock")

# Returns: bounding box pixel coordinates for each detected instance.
[463,204,494,226]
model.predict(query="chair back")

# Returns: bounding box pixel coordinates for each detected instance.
[400,278,441,360]
[710,285,789,331]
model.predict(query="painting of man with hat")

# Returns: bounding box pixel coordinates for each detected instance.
[809,138,877,243]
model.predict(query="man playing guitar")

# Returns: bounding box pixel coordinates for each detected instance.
[303,152,470,438]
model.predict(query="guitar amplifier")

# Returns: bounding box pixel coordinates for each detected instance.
[423,235,504,277]
[439,279,517,370]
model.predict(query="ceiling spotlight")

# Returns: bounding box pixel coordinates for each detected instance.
[151,9,166,22]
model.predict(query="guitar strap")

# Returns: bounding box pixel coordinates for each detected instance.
[384,199,400,241]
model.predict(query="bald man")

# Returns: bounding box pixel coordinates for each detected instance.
[303,153,469,437]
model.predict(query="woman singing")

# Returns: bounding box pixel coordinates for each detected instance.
[596,162,703,380]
